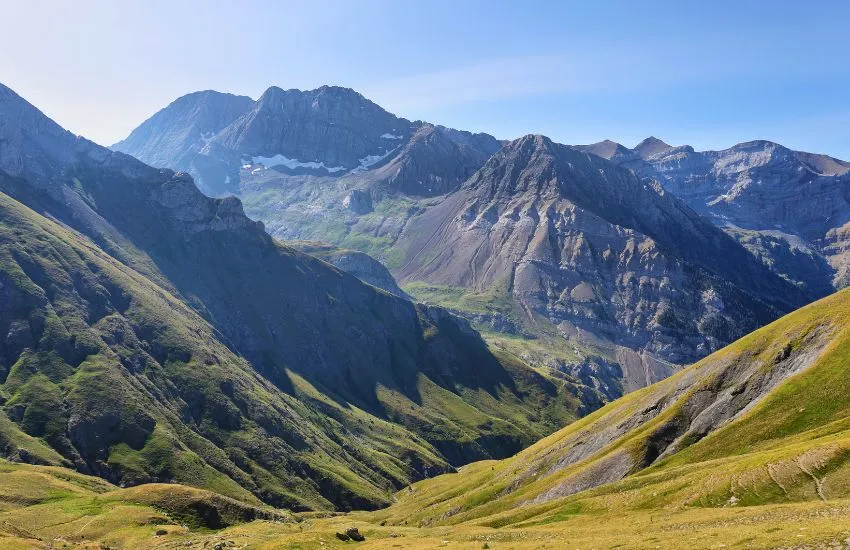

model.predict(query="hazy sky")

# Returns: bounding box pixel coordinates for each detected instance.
[2,0,849,158]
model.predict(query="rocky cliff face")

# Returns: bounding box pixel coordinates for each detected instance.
[216,86,411,170]
[578,137,850,293]
[363,124,502,198]
[395,135,805,366]
[112,90,253,172]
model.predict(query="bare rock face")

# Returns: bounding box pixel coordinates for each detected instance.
[0,83,80,183]
[579,137,850,294]
[365,124,502,198]
[633,140,850,237]
[216,86,411,168]
[342,189,372,213]
[151,172,261,234]
[112,90,253,171]
[395,135,806,365]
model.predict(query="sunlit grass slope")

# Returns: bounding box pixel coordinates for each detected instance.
[373,288,850,527]
[4,459,850,549]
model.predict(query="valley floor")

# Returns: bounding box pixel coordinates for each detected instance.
[2,461,850,550]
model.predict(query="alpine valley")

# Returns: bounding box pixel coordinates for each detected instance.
[1,80,849,549]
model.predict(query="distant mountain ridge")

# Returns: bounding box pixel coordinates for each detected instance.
[113,85,501,197]
[576,137,850,295]
[112,90,254,173]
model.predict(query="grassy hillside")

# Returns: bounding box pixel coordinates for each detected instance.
[370,287,850,528]
[3,459,850,549]
[0,460,292,548]
[4,289,850,547]
[0,189,446,510]
[0,186,600,511]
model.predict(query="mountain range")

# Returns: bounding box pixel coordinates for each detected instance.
[576,136,850,296]
[2,79,850,548]
[114,86,502,199]
[114,85,846,402]
[0,82,588,511]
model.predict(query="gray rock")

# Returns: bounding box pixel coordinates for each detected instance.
[342,189,372,213]
[290,241,408,298]
[345,527,365,542]
[113,85,501,202]
[395,135,806,366]
[111,90,253,174]
[578,137,850,295]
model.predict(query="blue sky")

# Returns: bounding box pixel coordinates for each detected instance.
[2,0,849,157]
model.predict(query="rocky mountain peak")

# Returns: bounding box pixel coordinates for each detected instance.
[571,139,633,160]
[212,85,410,173]
[111,89,253,172]
[495,133,558,163]
[254,84,389,119]
[0,82,81,181]
[633,136,674,159]
[362,123,501,197]
[396,132,805,368]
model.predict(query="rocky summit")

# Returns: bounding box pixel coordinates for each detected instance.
[113,85,501,199]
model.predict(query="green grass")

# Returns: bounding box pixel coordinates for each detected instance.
[404,281,517,317]
[361,288,850,529]
[5,460,850,549]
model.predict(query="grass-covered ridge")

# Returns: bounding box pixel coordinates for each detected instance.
[368,287,850,528]
[0,190,434,510]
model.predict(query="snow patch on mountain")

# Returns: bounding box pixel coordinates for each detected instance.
[350,146,400,173]
[251,154,346,173]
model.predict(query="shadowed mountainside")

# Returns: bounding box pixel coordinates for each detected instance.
[0,82,586,510]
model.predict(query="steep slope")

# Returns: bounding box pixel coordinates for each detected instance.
[288,240,409,298]
[375,287,850,528]
[0,185,440,511]
[361,123,503,198]
[112,90,253,172]
[394,135,806,373]
[583,137,850,295]
[0,82,584,510]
